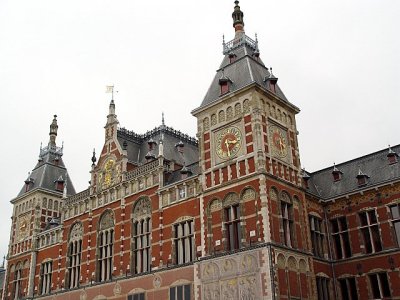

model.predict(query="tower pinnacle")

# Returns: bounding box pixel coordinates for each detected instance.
[232,1,245,38]
[49,115,58,146]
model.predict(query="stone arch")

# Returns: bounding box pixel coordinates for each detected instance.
[211,114,217,126]
[287,256,297,271]
[98,209,115,231]
[234,103,242,116]
[276,254,286,269]
[269,187,278,201]
[299,259,307,273]
[223,192,239,207]
[42,197,47,208]
[218,110,225,123]
[288,115,293,126]
[243,99,250,113]
[202,262,220,280]
[68,221,83,242]
[48,199,53,210]
[132,196,151,219]
[309,211,323,219]
[203,117,210,131]
[280,191,292,203]
[226,106,233,120]
[241,187,256,201]
[282,112,287,124]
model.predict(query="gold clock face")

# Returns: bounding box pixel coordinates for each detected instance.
[269,125,288,158]
[215,126,242,160]
[17,216,29,241]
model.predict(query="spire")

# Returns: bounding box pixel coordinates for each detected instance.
[232,1,245,38]
[162,112,165,127]
[49,115,58,147]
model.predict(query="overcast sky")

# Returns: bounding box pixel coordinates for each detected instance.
[0,0,399,263]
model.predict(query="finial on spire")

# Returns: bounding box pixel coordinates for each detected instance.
[232,0,245,37]
[162,112,165,126]
[49,114,58,147]
[91,148,97,166]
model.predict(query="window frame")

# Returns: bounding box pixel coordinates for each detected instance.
[169,284,191,300]
[330,216,352,259]
[359,209,382,254]
[174,219,195,264]
[368,272,391,299]
[224,204,241,251]
[309,215,325,257]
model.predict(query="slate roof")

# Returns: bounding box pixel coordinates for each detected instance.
[306,145,400,200]
[165,161,200,186]
[16,144,76,198]
[199,34,289,108]
[117,125,199,168]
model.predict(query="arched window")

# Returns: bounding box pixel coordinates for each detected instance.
[40,260,52,295]
[280,192,294,247]
[132,197,151,274]
[223,193,241,251]
[12,262,22,300]
[97,210,114,282]
[173,218,194,264]
[66,222,83,289]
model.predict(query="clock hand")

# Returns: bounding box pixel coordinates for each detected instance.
[227,139,237,144]
[224,139,231,157]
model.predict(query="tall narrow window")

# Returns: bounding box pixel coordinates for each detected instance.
[359,210,382,253]
[281,193,294,247]
[67,222,83,289]
[338,277,358,300]
[309,215,324,257]
[13,263,23,300]
[170,284,191,300]
[97,211,114,282]
[390,204,400,246]
[369,273,391,299]
[132,197,152,274]
[316,276,330,300]
[40,261,52,295]
[174,220,194,264]
[225,204,240,251]
[330,217,352,259]
[128,293,145,300]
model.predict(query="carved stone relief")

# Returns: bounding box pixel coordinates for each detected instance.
[223,193,239,207]
[242,188,256,201]
[69,222,83,242]
[133,197,151,218]
[99,211,114,230]
[209,199,222,213]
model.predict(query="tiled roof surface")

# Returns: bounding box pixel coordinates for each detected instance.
[307,145,400,200]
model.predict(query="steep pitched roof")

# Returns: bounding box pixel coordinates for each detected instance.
[307,145,400,200]
[15,116,76,199]
[16,145,76,198]
[117,125,198,167]
[200,36,289,108]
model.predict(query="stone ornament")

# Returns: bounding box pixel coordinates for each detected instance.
[133,197,151,218]
[204,283,220,300]
[153,274,162,289]
[99,211,114,230]
[269,188,278,201]
[242,188,256,200]
[210,199,222,212]
[202,262,220,280]
[223,193,239,207]
[240,255,256,273]
[113,282,122,295]
[221,279,238,300]
[239,276,257,300]
[69,222,83,242]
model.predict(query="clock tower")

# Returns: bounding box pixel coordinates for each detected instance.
[5,116,75,299]
[192,2,311,299]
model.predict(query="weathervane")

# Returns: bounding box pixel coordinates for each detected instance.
[106,85,118,100]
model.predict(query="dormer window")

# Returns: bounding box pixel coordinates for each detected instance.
[219,69,232,96]
[332,164,343,182]
[229,52,237,63]
[356,169,369,187]
[54,176,65,191]
[301,169,310,189]
[264,68,278,93]
[24,176,34,192]
[387,146,398,165]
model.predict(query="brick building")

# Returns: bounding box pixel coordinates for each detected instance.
[3,2,400,300]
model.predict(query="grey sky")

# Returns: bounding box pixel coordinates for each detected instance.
[0,0,399,262]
